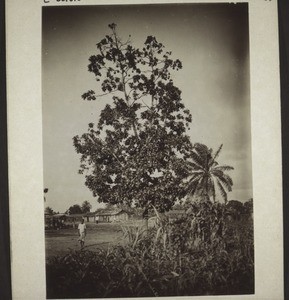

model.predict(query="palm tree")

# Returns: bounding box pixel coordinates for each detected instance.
[185,143,234,204]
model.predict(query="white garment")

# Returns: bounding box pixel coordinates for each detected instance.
[78,223,86,234]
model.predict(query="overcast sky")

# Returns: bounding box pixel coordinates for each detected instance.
[42,3,252,213]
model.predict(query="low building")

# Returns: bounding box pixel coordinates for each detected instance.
[64,213,84,228]
[84,212,96,222]
[95,208,131,222]
[45,213,68,229]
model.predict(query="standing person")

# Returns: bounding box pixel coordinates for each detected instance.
[95,215,99,224]
[78,218,86,250]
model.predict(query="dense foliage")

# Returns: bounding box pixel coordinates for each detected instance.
[46,201,254,298]
[73,24,192,212]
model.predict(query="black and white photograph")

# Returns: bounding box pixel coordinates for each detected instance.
[6,0,284,299]
[43,3,254,298]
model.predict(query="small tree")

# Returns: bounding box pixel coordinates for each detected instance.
[226,200,244,220]
[81,200,92,213]
[243,198,253,215]
[73,24,192,213]
[45,206,54,215]
[67,204,82,215]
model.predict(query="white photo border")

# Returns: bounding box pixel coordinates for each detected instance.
[6,0,283,299]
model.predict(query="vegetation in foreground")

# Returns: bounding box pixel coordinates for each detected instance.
[46,201,254,298]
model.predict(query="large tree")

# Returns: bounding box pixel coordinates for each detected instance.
[73,24,192,212]
[185,143,234,203]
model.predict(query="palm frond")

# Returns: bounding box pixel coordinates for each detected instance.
[221,173,233,187]
[217,175,233,192]
[186,160,203,171]
[186,181,199,198]
[190,150,206,170]
[186,174,203,196]
[209,144,223,167]
[211,169,224,178]
[214,165,234,172]
[187,171,205,176]
[187,174,202,187]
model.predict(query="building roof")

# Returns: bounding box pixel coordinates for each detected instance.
[53,213,67,217]
[66,213,84,218]
[95,208,128,216]
[46,212,98,218]
[84,212,96,217]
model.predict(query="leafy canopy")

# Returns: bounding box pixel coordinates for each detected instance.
[73,23,193,212]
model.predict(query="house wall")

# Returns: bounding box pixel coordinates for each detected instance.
[99,215,109,222]
[98,212,129,222]
[86,216,95,222]
[114,212,128,222]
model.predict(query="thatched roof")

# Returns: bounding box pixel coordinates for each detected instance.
[84,212,96,217]
[66,213,84,218]
[66,212,96,218]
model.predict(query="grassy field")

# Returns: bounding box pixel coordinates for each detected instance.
[45,220,145,258]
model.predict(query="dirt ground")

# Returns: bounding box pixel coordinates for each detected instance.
[45,220,146,259]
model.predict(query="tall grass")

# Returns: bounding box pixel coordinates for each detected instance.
[46,202,254,298]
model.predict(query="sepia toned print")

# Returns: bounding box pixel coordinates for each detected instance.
[42,3,254,298]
